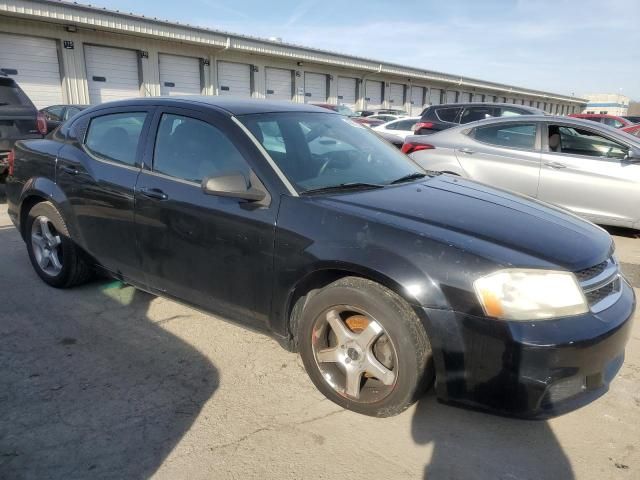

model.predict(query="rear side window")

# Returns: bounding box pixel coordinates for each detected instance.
[435,107,462,123]
[43,106,64,121]
[0,77,34,107]
[602,118,624,128]
[153,114,249,183]
[500,107,527,117]
[474,123,537,150]
[389,119,418,130]
[460,107,498,124]
[85,112,147,166]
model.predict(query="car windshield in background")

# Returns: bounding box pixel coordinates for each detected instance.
[336,105,355,117]
[240,112,424,193]
[0,77,34,107]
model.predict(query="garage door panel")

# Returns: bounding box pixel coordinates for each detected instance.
[265,68,293,101]
[85,45,140,104]
[218,61,251,97]
[159,54,201,96]
[410,86,425,115]
[304,72,327,103]
[365,80,383,109]
[0,33,63,109]
[337,77,357,109]
[429,89,442,105]
[389,83,404,109]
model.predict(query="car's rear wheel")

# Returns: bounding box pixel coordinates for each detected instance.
[26,201,92,288]
[298,277,433,417]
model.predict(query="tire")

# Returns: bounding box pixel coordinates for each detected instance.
[25,201,92,288]
[298,276,433,417]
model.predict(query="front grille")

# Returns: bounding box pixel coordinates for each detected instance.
[584,277,620,305]
[575,260,608,282]
[575,257,622,312]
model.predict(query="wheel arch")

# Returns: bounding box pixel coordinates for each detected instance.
[17,177,75,240]
[283,263,426,352]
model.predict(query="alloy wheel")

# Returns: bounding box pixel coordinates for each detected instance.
[31,215,63,276]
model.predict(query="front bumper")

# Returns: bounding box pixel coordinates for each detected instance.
[421,278,635,418]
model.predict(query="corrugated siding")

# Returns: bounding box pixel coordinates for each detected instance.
[0,32,63,108]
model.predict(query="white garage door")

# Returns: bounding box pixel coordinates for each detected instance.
[218,61,251,97]
[472,93,483,103]
[337,77,357,109]
[459,92,472,103]
[446,90,457,104]
[304,72,327,103]
[0,33,63,109]
[365,80,383,109]
[410,86,425,115]
[159,54,201,96]
[429,88,442,105]
[388,83,404,109]
[85,45,140,104]
[485,93,496,102]
[265,67,293,101]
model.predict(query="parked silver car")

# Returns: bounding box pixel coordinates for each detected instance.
[406,116,640,229]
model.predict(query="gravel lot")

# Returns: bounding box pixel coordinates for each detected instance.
[1,186,638,480]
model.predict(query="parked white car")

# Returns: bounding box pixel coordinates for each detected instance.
[373,117,420,140]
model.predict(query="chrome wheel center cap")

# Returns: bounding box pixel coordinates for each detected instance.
[347,347,360,361]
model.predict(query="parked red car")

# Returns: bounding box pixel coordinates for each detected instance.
[569,113,636,129]
[622,124,640,138]
[312,103,384,128]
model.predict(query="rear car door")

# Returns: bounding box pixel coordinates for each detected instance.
[458,121,542,197]
[134,107,278,327]
[538,123,640,226]
[56,106,153,280]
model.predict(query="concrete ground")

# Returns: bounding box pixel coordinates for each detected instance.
[0,187,638,480]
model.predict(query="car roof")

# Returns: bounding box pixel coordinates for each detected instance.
[422,114,640,145]
[84,96,335,116]
[431,102,543,112]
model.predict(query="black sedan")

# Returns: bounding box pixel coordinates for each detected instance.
[5,97,635,418]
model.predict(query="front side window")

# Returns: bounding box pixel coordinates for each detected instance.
[240,112,423,193]
[435,107,462,123]
[474,123,537,150]
[460,107,498,124]
[550,125,629,159]
[85,112,147,166]
[153,114,249,183]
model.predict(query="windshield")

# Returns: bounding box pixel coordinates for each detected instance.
[239,112,424,193]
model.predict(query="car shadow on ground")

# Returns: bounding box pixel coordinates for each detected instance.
[411,392,574,479]
[0,230,219,479]
[602,225,640,239]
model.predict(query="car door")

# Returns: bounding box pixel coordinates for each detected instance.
[457,121,542,197]
[134,106,278,327]
[56,106,153,281]
[538,122,640,226]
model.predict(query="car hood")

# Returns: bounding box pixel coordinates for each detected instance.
[317,175,612,271]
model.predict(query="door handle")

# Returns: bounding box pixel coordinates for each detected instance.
[61,165,79,175]
[140,187,168,201]
[458,148,475,154]
[544,161,567,169]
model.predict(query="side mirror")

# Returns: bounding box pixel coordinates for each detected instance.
[625,149,640,163]
[202,172,266,202]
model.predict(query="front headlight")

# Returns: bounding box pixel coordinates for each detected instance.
[473,269,588,321]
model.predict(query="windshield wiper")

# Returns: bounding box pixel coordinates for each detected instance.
[301,182,384,195]
[388,172,427,185]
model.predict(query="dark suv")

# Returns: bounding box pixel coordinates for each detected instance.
[0,74,46,182]
[414,102,544,135]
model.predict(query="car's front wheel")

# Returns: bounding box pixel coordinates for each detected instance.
[25,201,92,288]
[298,277,434,417]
